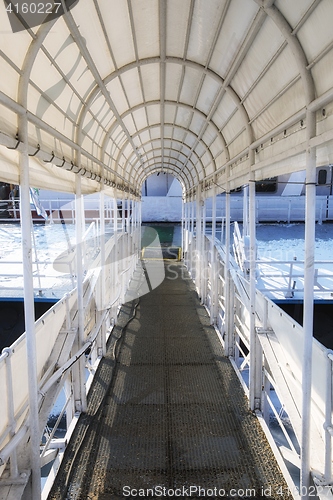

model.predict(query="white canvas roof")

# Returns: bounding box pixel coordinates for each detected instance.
[0,0,333,199]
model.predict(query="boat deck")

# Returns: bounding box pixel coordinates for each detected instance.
[47,262,292,500]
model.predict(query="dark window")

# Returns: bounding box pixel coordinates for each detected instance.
[255,177,278,193]
[318,169,327,185]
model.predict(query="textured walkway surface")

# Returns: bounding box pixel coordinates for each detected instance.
[48,262,292,499]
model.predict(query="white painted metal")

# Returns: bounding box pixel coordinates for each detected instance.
[74,174,87,414]
[249,175,262,411]
[224,189,232,356]
[301,109,317,499]
[0,209,139,498]
[18,113,41,499]
[184,226,333,498]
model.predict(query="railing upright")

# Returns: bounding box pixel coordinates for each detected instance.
[325,351,333,482]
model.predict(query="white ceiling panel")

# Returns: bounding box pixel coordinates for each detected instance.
[165,63,183,102]
[0,0,332,198]
[132,0,159,60]
[120,68,143,108]
[71,0,115,78]
[196,75,221,115]
[166,0,191,58]
[179,65,203,106]
[98,0,135,68]
[209,0,258,78]
[140,64,160,102]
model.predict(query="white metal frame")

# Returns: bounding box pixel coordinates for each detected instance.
[0,200,140,500]
[183,195,333,500]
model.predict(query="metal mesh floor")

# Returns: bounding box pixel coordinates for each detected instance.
[48,263,292,500]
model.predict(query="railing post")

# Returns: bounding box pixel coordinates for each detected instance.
[249,171,262,412]
[98,185,106,357]
[210,185,217,324]
[225,187,233,356]
[3,348,18,478]
[183,199,188,256]
[189,197,195,276]
[18,110,41,498]
[325,351,333,482]
[202,195,207,303]
[114,195,120,302]
[301,109,316,497]
[73,174,87,414]
[196,184,202,297]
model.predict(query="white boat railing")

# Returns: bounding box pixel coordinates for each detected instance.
[203,195,333,224]
[184,230,333,498]
[0,225,140,499]
[0,218,129,299]
[256,258,333,300]
[0,197,120,224]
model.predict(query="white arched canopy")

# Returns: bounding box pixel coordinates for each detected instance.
[1,0,333,200]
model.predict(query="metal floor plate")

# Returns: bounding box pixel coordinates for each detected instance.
[48,263,293,500]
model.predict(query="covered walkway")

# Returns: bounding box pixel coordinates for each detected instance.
[48,262,291,500]
[1,1,333,499]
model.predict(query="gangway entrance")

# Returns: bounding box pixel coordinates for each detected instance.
[48,262,292,500]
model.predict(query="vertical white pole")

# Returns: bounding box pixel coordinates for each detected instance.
[127,198,131,261]
[98,184,106,356]
[137,197,142,260]
[190,197,195,275]
[188,199,192,273]
[19,113,41,499]
[75,174,87,413]
[301,109,317,498]
[121,192,125,233]
[196,185,202,295]
[210,186,217,323]
[181,198,185,259]
[249,169,262,411]
[113,192,119,302]
[225,184,232,355]
[243,184,249,236]
[202,195,207,302]
[324,354,332,481]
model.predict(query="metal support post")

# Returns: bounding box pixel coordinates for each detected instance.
[121,192,125,233]
[189,198,194,275]
[324,352,333,482]
[183,200,187,258]
[127,198,131,265]
[181,198,185,258]
[74,174,87,414]
[243,184,249,237]
[18,112,42,499]
[202,195,207,303]
[113,195,119,301]
[210,185,217,323]
[98,185,106,356]
[196,185,202,296]
[224,186,233,355]
[3,348,18,478]
[301,109,317,498]
[249,172,262,411]
[138,198,142,259]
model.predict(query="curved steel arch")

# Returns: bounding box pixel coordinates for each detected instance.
[124,146,196,190]
[76,56,256,187]
[126,133,209,182]
[116,121,217,187]
[17,3,316,198]
[105,99,226,183]
[262,3,315,105]
[127,143,199,188]
[137,158,192,192]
